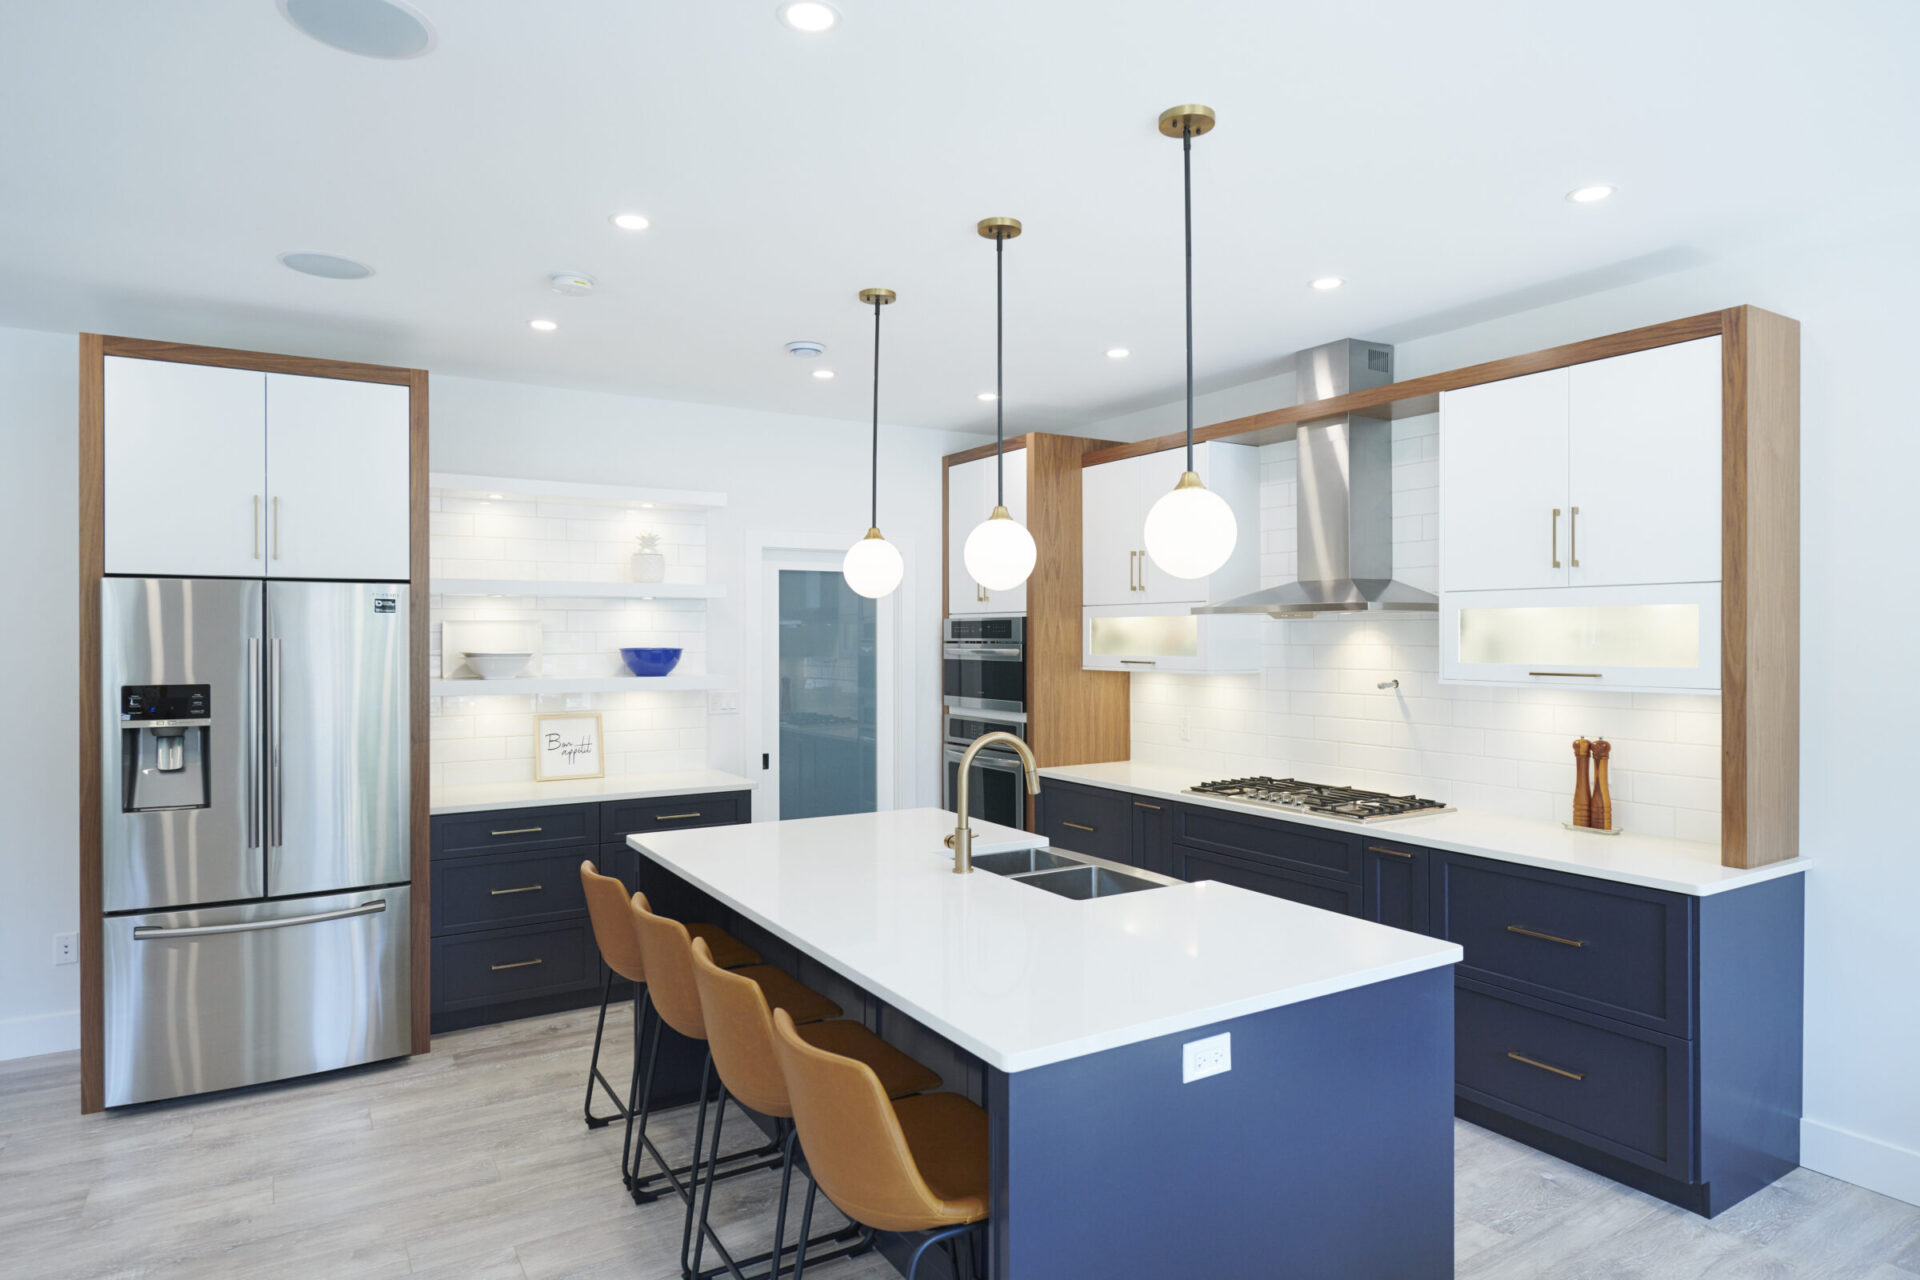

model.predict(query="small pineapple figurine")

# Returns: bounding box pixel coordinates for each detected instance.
[630,532,666,584]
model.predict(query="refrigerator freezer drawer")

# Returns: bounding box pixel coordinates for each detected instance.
[103,886,411,1107]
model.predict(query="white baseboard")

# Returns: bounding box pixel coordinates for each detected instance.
[1802,1118,1920,1209]
[0,1008,80,1061]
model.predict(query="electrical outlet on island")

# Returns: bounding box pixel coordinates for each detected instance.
[1182,1031,1231,1083]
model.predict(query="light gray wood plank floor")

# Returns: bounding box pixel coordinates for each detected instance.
[4,1004,1916,1278]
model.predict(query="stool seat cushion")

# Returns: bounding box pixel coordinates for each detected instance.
[798,1021,941,1101]
[687,923,760,972]
[892,1093,990,1224]
[736,966,842,1026]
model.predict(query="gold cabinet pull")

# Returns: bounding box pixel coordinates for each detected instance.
[1569,506,1580,568]
[491,958,543,971]
[272,496,281,560]
[1550,508,1561,569]
[1133,801,1162,810]
[656,812,702,821]
[1507,1051,1585,1082]
[1137,550,1147,592]
[490,826,542,836]
[1120,659,1156,665]
[1368,845,1413,859]
[1062,821,1095,832]
[1528,671,1602,678]
[1507,924,1585,948]
[490,884,543,896]
[252,495,261,558]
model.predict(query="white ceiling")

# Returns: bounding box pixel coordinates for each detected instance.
[1,1,1915,435]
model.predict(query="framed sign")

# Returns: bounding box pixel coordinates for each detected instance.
[534,712,604,781]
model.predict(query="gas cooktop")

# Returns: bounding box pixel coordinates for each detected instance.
[1185,776,1453,824]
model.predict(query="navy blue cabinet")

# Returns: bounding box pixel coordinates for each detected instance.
[1175,843,1361,915]
[1130,797,1173,875]
[429,790,750,1032]
[1361,840,1432,935]
[1038,780,1131,864]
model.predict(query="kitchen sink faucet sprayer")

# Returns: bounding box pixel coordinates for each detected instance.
[947,731,1041,874]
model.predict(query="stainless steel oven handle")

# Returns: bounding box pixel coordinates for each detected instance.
[943,645,1025,660]
[946,746,1025,772]
[269,636,283,847]
[133,899,385,940]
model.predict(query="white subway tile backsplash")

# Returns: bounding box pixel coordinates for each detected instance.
[1129,423,1722,841]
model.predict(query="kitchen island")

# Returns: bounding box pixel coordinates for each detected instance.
[632,808,1462,1278]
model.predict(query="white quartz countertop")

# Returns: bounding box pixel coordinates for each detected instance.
[1040,761,1809,897]
[631,808,1461,1073]
[431,769,757,816]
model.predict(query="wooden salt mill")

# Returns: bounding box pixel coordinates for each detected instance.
[1592,738,1614,831]
[1572,737,1592,827]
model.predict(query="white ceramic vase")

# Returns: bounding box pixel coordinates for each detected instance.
[630,551,666,583]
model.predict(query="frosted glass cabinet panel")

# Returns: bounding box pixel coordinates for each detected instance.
[1440,584,1720,692]
[1081,604,1259,674]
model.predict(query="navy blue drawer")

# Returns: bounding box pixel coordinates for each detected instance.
[434,850,591,933]
[1362,840,1432,935]
[1175,844,1361,916]
[1456,979,1693,1180]
[1040,783,1130,863]
[433,804,598,859]
[1175,807,1361,882]
[1436,854,1694,1037]
[602,792,747,839]
[432,921,595,1011]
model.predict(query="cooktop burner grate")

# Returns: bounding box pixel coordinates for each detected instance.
[1185,776,1453,823]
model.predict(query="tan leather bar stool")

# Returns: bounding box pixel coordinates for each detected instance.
[772,1007,990,1280]
[578,862,760,1138]
[629,891,842,1268]
[688,936,941,1280]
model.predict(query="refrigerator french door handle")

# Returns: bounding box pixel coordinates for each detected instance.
[132,899,386,940]
[247,638,260,849]
[269,636,283,848]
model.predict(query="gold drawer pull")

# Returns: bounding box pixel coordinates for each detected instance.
[656,812,702,821]
[1133,801,1162,810]
[490,826,543,836]
[1062,821,1095,832]
[1528,672,1602,679]
[1368,845,1413,859]
[490,884,543,896]
[491,958,543,971]
[1507,1051,1585,1082]
[1507,924,1586,948]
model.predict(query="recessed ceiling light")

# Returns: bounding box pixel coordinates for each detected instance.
[1310,276,1344,291]
[978,392,998,402]
[279,251,372,280]
[1106,348,1131,359]
[611,213,650,232]
[784,340,826,359]
[812,369,835,380]
[278,0,437,59]
[777,1,839,32]
[529,319,557,332]
[1566,184,1617,204]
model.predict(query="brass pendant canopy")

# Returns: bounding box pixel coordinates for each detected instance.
[857,288,897,305]
[1158,103,1217,137]
[976,216,1023,241]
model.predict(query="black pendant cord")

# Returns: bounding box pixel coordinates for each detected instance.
[1183,124,1195,473]
[870,299,881,530]
[995,232,1005,507]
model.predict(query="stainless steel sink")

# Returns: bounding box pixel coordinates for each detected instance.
[969,847,1084,876]
[1013,865,1165,900]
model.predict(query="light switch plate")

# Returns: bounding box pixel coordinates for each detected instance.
[1182,1031,1231,1083]
[707,690,740,714]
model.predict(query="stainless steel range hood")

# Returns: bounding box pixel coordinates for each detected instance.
[1195,338,1438,619]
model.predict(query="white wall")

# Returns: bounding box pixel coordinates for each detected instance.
[1088,211,1920,1207]
[0,327,80,1059]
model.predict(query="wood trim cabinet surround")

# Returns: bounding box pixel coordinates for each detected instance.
[77,335,431,1113]
[1070,307,1799,871]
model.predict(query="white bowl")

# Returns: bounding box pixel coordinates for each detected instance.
[466,651,532,680]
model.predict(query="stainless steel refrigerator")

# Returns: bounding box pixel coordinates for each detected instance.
[99,577,411,1107]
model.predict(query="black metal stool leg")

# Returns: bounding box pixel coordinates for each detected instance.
[688,1082,728,1279]
[791,1177,819,1280]
[584,968,630,1129]
[768,1127,796,1277]
[622,988,659,1192]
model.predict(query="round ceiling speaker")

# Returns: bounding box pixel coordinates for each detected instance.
[784,340,826,359]
[278,0,437,59]
[279,252,374,280]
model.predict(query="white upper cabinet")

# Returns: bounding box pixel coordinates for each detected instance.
[1567,337,1722,588]
[1438,367,1571,592]
[946,450,1027,616]
[265,373,411,581]
[1081,452,1144,607]
[104,357,268,577]
[1082,442,1259,608]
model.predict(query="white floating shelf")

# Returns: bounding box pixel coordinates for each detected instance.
[431,472,726,511]
[434,578,725,600]
[431,675,721,697]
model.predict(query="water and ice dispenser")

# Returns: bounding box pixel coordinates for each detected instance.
[120,684,211,812]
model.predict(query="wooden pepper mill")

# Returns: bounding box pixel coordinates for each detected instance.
[1591,738,1614,831]
[1572,737,1592,827]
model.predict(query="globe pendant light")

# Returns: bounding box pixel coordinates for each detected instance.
[842,288,905,599]
[1143,104,1238,581]
[962,216,1038,592]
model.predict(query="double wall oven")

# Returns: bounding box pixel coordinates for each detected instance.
[943,616,1031,829]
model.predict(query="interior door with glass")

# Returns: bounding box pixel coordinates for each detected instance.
[772,567,877,821]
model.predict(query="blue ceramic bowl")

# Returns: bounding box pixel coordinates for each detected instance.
[620,647,683,677]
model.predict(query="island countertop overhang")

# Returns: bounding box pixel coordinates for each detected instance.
[630,808,1461,1072]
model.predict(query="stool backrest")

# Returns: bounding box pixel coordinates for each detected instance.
[770,1007,950,1233]
[689,937,791,1118]
[629,892,707,1041]
[580,861,645,984]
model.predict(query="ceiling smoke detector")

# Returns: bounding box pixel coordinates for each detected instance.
[548,272,596,296]
[784,340,826,359]
[278,0,437,59]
